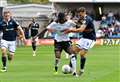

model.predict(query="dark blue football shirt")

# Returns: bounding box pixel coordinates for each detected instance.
[81,15,96,41]
[0,18,19,41]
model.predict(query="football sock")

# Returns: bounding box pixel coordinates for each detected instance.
[70,54,76,73]
[80,57,86,70]
[55,58,60,72]
[69,55,77,68]
[32,42,36,51]
[2,56,7,67]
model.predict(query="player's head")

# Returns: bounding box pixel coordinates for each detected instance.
[32,17,35,23]
[56,12,66,24]
[3,10,11,21]
[78,7,86,19]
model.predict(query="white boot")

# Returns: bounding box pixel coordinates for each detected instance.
[33,51,36,56]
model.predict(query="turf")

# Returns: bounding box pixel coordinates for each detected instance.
[0,45,119,82]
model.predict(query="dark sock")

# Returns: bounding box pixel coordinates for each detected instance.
[80,57,86,70]
[7,53,11,61]
[55,58,59,72]
[55,66,58,72]
[2,56,7,67]
[32,42,36,51]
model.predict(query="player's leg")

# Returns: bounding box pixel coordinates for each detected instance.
[64,52,69,59]
[77,38,95,75]
[0,40,8,72]
[64,41,73,59]
[32,37,37,56]
[70,45,81,76]
[79,49,87,75]
[7,52,14,62]
[63,41,79,76]
[54,41,62,74]
[8,41,16,62]
[1,47,7,72]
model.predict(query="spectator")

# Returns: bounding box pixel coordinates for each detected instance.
[100,15,108,29]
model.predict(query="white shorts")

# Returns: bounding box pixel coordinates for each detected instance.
[1,39,16,53]
[76,38,95,50]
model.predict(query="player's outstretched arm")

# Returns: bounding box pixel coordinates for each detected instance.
[33,28,47,40]
[17,26,26,43]
[64,24,86,34]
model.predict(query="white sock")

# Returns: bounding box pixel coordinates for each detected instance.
[65,53,69,59]
[33,51,36,54]
[70,54,76,73]
[80,69,84,72]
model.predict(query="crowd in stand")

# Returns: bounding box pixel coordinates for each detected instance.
[47,9,120,39]
[96,11,120,38]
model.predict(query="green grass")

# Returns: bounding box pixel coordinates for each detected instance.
[0,45,119,82]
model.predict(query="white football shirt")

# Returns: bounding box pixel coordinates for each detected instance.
[47,21,72,42]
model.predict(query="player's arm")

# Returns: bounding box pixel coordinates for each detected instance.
[28,23,31,29]
[64,24,86,34]
[46,22,56,33]
[33,27,47,40]
[17,26,26,41]
[47,28,55,33]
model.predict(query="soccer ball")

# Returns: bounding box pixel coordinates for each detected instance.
[62,64,71,74]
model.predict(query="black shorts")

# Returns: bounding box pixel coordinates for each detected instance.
[54,40,72,54]
[31,30,38,37]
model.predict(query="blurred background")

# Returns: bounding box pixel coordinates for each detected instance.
[0,0,120,46]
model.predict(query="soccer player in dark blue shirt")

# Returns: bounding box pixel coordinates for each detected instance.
[64,7,96,76]
[28,18,39,56]
[0,11,26,72]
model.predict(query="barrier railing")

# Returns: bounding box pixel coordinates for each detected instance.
[23,38,120,46]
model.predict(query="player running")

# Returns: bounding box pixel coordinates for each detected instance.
[64,7,96,76]
[28,18,39,56]
[0,10,26,72]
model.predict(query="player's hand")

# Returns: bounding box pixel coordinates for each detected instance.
[22,38,27,46]
[19,36,27,45]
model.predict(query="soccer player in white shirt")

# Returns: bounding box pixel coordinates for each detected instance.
[47,12,78,77]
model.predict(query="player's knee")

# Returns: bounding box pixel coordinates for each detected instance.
[55,55,61,59]
[72,46,80,54]
[1,51,7,56]
[32,42,35,45]
[55,51,61,58]
[80,49,87,57]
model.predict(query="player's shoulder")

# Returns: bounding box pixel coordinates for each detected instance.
[0,18,4,24]
[85,15,93,22]
[49,21,58,26]
[10,18,19,24]
[0,20,3,25]
[51,21,57,24]
[35,22,39,26]
[47,21,57,28]
[35,22,39,25]
[10,18,16,22]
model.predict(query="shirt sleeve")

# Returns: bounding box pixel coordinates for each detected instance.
[13,20,20,29]
[36,23,39,28]
[46,22,56,29]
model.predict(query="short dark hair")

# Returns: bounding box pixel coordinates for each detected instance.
[3,11,11,15]
[56,12,67,24]
[57,12,65,20]
[78,7,86,13]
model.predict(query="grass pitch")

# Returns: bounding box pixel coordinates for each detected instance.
[0,45,119,82]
